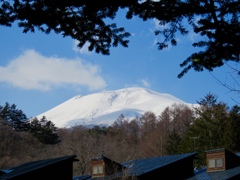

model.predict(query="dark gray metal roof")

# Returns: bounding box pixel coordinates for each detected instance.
[187,150,240,180]
[187,166,240,180]
[0,155,77,179]
[188,151,240,180]
[123,152,196,176]
[75,152,197,180]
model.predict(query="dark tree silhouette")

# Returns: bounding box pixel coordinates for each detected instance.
[0,0,239,76]
[29,116,60,144]
[0,102,28,131]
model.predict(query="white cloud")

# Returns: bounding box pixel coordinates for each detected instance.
[141,79,151,88]
[73,40,92,54]
[0,49,106,91]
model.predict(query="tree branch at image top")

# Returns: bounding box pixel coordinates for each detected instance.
[0,0,239,75]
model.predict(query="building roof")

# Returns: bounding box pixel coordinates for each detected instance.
[187,166,240,180]
[0,155,77,179]
[74,148,240,179]
[75,152,197,179]
[187,149,240,180]
[122,152,196,176]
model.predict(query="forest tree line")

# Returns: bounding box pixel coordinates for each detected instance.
[1,93,240,176]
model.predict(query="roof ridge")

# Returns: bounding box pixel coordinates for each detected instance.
[122,152,196,166]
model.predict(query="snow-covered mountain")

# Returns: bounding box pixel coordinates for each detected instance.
[36,87,196,128]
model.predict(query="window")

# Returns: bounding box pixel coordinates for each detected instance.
[208,158,223,168]
[216,159,223,167]
[93,165,104,174]
[208,159,215,168]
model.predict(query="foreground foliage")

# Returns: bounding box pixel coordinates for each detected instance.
[1,0,239,76]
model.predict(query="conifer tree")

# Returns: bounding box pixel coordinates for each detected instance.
[165,131,182,155]
[224,105,240,152]
[29,116,60,144]
[0,102,28,131]
[180,94,229,166]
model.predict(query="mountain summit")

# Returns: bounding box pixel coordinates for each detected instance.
[36,87,195,128]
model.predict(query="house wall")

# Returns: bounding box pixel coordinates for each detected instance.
[206,149,240,172]
[91,159,105,178]
[206,150,225,172]
[91,157,125,178]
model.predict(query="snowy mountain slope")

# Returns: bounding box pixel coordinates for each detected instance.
[36,87,196,128]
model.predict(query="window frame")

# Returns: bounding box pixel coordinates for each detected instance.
[208,158,224,168]
[92,165,104,175]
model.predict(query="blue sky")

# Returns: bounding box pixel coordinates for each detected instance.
[0,11,239,118]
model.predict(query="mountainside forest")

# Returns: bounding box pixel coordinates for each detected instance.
[1,93,240,176]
